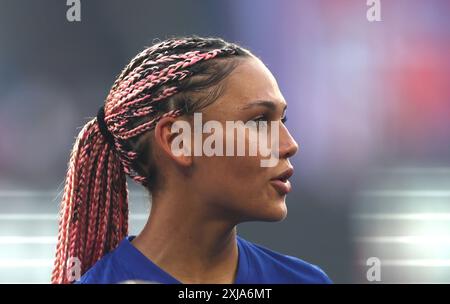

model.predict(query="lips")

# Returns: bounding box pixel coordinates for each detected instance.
[270,167,294,195]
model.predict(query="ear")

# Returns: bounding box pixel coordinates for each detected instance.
[153,116,193,167]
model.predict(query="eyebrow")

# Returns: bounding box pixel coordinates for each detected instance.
[240,100,287,112]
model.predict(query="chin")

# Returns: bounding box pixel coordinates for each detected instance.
[255,200,288,222]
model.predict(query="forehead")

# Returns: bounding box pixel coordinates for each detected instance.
[209,56,287,111]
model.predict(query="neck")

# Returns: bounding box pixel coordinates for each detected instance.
[131,189,239,284]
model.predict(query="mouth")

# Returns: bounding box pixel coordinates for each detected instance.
[270,167,294,196]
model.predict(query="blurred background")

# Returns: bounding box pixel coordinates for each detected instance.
[0,0,449,283]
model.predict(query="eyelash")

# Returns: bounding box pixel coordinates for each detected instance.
[252,114,288,124]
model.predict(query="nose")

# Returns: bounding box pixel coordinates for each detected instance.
[279,123,299,159]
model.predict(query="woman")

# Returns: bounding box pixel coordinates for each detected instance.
[51,36,332,284]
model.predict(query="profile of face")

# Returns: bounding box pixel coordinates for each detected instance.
[154,56,299,224]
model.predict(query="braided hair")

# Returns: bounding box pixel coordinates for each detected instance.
[51,36,251,283]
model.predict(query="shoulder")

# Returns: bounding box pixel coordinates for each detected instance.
[237,236,332,284]
[75,252,116,284]
[75,248,131,284]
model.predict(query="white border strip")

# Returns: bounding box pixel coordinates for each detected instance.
[358,259,450,267]
[0,236,56,244]
[0,259,53,268]
[354,236,450,244]
[357,190,450,197]
[352,213,450,220]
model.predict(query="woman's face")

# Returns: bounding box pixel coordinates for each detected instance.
[190,56,299,223]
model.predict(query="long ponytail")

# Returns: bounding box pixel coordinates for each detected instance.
[51,119,128,284]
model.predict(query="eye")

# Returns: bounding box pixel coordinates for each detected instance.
[281,115,288,124]
[251,114,269,123]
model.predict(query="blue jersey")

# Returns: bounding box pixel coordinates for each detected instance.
[76,235,332,284]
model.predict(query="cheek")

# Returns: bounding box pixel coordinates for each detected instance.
[218,154,272,203]
[198,154,267,201]
[203,154,262,185]
[194,127,276,208]
[218,129,275,193]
